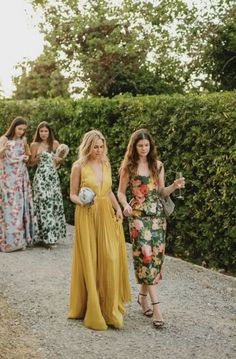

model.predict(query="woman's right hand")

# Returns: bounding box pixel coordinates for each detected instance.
[75,196,95,207]
[32,152,41,165]
[123,203,133,217]
[5,141,12,150]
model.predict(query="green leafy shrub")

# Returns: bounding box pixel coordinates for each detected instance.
[0,92,235,272]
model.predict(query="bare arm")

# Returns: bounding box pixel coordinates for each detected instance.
[29,142,40,166]
[0,136,9,157]
[108,191,123,220]
[70,163,82,205]
[23,137,31,156]
[53,140,63,166]
[53,140,60,151]
[117,169,133,216]
[22,137,30,162]
[157,161,185,197]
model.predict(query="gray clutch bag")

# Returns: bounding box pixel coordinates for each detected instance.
[160,195,175,217]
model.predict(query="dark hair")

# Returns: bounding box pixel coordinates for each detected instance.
[33,121,55,152]
[5,117,28,139]
[120,128,159,178]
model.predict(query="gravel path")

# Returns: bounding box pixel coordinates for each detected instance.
[0,225,235,359]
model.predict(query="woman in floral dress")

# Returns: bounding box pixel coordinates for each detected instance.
[118,129,185,328]
[0,117,33,252]
[30,122,66,248]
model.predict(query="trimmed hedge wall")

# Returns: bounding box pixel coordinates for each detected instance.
[0,92,235,272]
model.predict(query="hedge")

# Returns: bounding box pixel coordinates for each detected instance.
[0,92,235,273]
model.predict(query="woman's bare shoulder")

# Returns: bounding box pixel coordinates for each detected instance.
[72,160,81,169]
[71,161,81,178]
[0,135,8,143]
[53,140,60,150]
[30,142,40,148]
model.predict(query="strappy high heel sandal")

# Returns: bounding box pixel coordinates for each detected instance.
[152,302,164,328]
[137,293,153,317]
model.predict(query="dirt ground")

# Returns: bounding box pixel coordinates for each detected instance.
[0,294,41,359]
[0,224,236,359]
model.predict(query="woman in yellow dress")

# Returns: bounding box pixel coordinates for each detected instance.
[68,130,131,330]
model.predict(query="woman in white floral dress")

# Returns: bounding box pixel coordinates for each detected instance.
[30,122,66,248]
[0,117,33,252]
[118,129,185,328]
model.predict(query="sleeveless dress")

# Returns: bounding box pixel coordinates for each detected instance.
[68,162,131,330]
[33,151,66,245]
[128,175,166,285]
[0,139,33,252]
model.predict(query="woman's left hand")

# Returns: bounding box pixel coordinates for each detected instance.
[54,156,63,166]
[116,207,123,221]
[173,177,185,190]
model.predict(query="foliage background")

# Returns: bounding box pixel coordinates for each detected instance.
[0,91,235,272]
[25,0,236,97]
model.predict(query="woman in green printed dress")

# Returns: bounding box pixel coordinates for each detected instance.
[118,129,185,328]
[30,122,66,248]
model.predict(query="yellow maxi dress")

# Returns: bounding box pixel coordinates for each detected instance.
[68,162,131,330]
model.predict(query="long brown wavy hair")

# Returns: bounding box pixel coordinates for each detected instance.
[5,117,28,139]
[119,128,159,178]
[32,121,55,152]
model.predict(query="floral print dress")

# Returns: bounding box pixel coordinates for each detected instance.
[128,175,166,285]
[33,151,66,245]
[0,139,33,252]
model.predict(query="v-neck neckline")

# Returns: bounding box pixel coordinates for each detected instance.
[89,162,104,188]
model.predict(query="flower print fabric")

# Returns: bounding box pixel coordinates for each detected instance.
[0,139,33,252]
[33,151,66,245]
[128,175,166,285]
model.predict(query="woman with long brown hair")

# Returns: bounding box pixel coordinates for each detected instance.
[118,128,185,328]
[30,121,66,248]
[0,117,33,252]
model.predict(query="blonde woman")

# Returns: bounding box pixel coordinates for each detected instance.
[68,130,131,330]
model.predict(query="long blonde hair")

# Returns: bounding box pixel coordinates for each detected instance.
[78,130,109,166]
